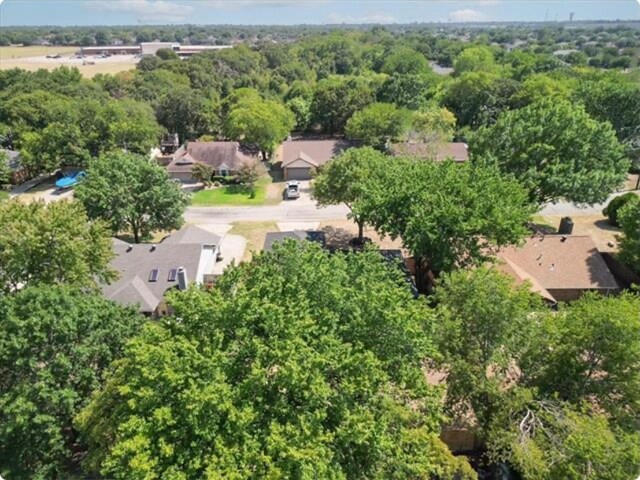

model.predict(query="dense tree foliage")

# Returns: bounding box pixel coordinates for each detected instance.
[471,99,629,204]
[521,292,640,426]
[359,158,534,284]
[345,102,411,148]
[75,151,187,243]
[0,286,144,480]
[312,147,383,242]
[434,268,543,432]
[77,242,474,479]
[488,393,640,480]
[224,91,294,159]
[616,195,640,274]
[0,200,114,292]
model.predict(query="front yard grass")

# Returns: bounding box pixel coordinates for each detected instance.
[229,221,278,261]
[191,177,278,206]
[0,191,9,202]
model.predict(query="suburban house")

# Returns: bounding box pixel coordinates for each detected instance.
[166,141,256,182]
[1,148,27,184]
[102,226,221,317]
[280,139,353,180]
[497,235,620,303]
[263,230,327,252]
[389,142,469,162]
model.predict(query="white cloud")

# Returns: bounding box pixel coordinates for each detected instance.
[86,0,194,23]
[328,11,396,24]
[448,8,489,22]
[202,0,332,8]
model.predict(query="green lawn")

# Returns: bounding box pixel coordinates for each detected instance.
[191,177,275,206]
[0,191,9,202]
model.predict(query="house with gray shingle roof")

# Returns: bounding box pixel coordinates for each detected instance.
[103,226,221,317]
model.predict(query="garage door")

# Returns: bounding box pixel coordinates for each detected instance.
[286,167,311,180]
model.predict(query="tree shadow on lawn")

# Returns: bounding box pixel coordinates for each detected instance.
[224,184,256,199]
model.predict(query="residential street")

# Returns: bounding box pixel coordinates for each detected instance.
[186,190,639,224]
[185,202,351,223]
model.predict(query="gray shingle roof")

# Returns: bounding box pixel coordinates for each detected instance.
[102,242,202,313]
[263,230,326,252]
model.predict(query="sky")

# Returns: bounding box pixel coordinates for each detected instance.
[1,0,639,26]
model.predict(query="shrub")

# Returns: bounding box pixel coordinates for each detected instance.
[603,192,638,226]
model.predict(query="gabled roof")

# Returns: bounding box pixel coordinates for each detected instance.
[161,225,221,246]
[281,140,353,168]
[497,235,619,298]
[167,141,255,174]
[390,142,469,162]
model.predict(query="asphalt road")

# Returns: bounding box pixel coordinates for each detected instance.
[185,191,640,224]
[185,202,350,223]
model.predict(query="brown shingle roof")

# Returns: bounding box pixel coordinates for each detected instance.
[497,235,619,293]
[281,140,353,168]
[390,142,469,162]
[167,141,255,174]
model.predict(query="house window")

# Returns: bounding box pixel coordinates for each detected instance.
[219,169,228,177]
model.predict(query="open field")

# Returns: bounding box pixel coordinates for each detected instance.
[0,46,139,78]
[0,45,78,59]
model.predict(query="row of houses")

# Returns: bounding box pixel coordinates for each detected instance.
[160,138,470,182]
[104,223,621,317]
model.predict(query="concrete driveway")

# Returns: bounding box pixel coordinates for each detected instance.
[212,233,246,275]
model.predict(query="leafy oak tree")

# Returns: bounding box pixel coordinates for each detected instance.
[75,152,188,243]
[359,158,534,289]
[77,242,475,480]
[617,195,640,273]
[312,147,385,243]
[453,46,498,76]
[0,286,144,480]
[471,99,629,205]
[487,391,640,480]
[224,95,294,160]
[521,291,640,425]
[345,102,411,148]
[20,122,90,174]
[0,200,114,292]
[434,267,544,433]
[310,76,375,134]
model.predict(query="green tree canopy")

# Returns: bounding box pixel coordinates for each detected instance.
[0,200,114,292]
[617,195,640,273]
[75,151,187,243]
[223,94,294,160]
[77,242,474,479]
[434,267,543,432]
[471,99,629,205]
[310,76,375,134]
[358,158,533,285]
[0,285,144,480]
[20,122,90,174]
[345,102,411,148]
[453,46,498,76]
[520,292,640,426]
[312,147,386,242]
[381,46,429,75]
[487,392,640,480]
